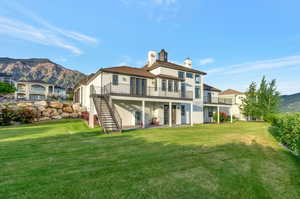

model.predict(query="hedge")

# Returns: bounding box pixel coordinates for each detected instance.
[270,113,300,154]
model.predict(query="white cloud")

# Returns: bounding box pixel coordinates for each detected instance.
[117,56,145,66]
[151,0,177,6]
[207,54,300,75]
[0,0,98,54]
[199,58,215,65]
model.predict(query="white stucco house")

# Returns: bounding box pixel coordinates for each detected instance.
[15,80,67,101]
[74,49,245,133]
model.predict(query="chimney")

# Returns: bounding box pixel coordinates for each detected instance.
[147,51,157,66]
[158,49,168,62]
[184,58,192,68]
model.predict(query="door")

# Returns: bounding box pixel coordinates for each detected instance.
[135,111,142,126]
[172,105,177,125]
[207,92,212,103]
[164,105,169,125]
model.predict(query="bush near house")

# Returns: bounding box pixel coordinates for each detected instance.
[270,113,300,154]
[0,104,37,126]
[213,112,229,123]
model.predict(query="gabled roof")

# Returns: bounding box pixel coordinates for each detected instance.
[144,60,207,75]
[220,89,244,95]
[204,84,221,92]
[101,66,156,78]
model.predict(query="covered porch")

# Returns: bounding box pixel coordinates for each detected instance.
[204,104,233,124]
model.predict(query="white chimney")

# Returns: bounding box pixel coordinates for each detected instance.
[184,58,192,68]
[148,51,157,66]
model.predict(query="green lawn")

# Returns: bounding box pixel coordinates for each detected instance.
[1,120,300,199]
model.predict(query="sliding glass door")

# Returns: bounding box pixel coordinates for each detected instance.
[130,77,147,96]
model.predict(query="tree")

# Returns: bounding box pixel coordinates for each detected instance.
[242,76,280,121]
[0,82,16,95]
[242,82,259,120]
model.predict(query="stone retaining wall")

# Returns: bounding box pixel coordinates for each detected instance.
[1,101,86,122]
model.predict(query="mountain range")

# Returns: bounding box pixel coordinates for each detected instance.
[280,93,300,113]
[0,57,86,88]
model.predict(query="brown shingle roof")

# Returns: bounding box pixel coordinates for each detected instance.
[144,60,207,75]
[220,89,244,95]
[101,66,156,78]
[156,74,184,81]
[204,84,221,92]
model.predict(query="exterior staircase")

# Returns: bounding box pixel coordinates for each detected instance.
[91,86,122,134]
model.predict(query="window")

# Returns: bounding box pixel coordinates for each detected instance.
[186,72,193,78]
[181,105,186,116]
[168,80,173,92]
[154,79,157,91]
[178,71,185,79]
[195,86,200,99]
[112,74,119,85]
[174,81,179,92]
[162,79,167,91]
[195,74,200,84]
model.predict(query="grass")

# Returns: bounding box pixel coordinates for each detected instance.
[1,120,300,199]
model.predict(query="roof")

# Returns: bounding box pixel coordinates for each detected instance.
[204,84,221,92]
[156,74,184,81]
[144,60,207,75]
[220,89,244,95]
[101,66,156,78]
[18,80,51,85]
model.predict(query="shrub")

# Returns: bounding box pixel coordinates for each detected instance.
[213,112,229,123]
[16,108,37,124]
[0,104,17,126]
[270,113,300,154]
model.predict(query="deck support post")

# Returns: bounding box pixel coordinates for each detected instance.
[230,107,233,123]
[190,103,194,126]
[142,100,145,128]
[169,102,172,127]
[217,106,220,124]
[89,97,95,128]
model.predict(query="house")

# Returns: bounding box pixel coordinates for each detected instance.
[219,89,246,120]
[15,80,67,101]
[203,85,246,122]
[74,49,238,133]
[0,73,15,85]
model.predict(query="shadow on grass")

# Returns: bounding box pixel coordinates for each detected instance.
[1,128,300,199]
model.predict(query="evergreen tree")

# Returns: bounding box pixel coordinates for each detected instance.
[242,82,259,120]
[0,82,16,95]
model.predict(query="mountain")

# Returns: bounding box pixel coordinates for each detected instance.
[0,57,86,88]
[280,93,300,112]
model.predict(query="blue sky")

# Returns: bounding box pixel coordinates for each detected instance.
[0,0,299,94]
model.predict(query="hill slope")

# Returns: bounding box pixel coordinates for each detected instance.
[280,92,300,112]
[0,57,86,88]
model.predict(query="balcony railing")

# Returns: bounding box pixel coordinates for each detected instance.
[93,83,193,100]
[30,89,46,95]
[204,96,233,105]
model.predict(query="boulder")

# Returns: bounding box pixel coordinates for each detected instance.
[63,106,73,113]
[17,102,33,107]
[61,112,71,118]
[34,101,48,107]
[42,110,50,117]
[71,112,79,118]
[39,117,50,121]
[52,115,62,120]
[63,102,72,107]
[72,103,81,112]
[49,101,63,109]
[57,109,63,114]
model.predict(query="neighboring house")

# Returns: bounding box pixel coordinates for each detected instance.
[0,73,15,85]
[75,49,239,133]
[203,85,246,122]
[15,80,66,101]
[219,89,246,120]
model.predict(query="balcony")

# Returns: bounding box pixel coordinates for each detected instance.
[30,89,46,95]
[93,83,193,100]
[204,96,233,105]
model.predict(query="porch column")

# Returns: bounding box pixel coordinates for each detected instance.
[142,100,145,128]
[89,97,95,128]
[217,106,220,124]
[169,102,172,127]
[230,107,233,123]
[190,103,194,126]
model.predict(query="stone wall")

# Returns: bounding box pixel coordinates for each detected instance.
[3,101,86,122]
